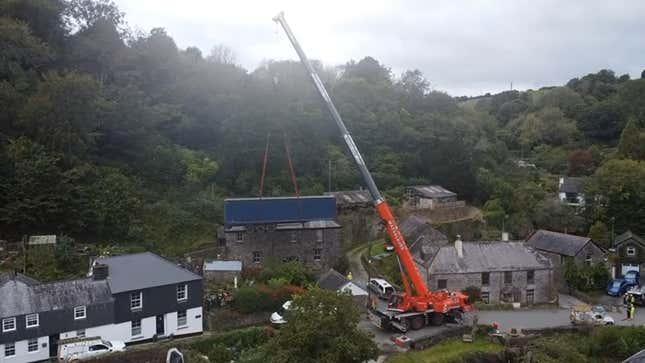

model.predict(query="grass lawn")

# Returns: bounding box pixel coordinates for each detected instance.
[368,239,387,257]
[387,337,503,363]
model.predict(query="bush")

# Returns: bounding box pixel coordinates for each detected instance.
[188,327,272,362]
[589,326,645,359]
[462,286,482,304]
[258,260,315,286]
[232,284,306,314]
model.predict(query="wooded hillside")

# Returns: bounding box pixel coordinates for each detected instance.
[1,0,644,254]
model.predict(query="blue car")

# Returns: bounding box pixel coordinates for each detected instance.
[607,279,631,296]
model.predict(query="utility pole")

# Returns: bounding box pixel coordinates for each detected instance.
[328,159,332,192]
[611,216,616,247]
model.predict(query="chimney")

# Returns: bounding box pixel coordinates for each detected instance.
[559,177,564,187]
[92,264,109,280]
[502,232,509,241]
[454,235,463,258]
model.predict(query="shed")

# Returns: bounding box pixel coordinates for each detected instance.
[203,260,243,283]
[318,269,367,297]
[28,235,57,246]
[325,190,372,210]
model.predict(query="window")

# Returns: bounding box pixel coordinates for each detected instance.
[77,329,86,338]
[313,248,322,262]
[504,271,512,284]
[177,310,187,327]
[4,342,15,357]
[481,272,490,286]
[527,270,535,284]
[316,230,323,242]
[74,306,86,320]
[131,319,142,337]
[2,317,16,332]
[282,256,299,262]
[627,246,637,256]
[28,338,38,352]
[90,344,109,351]
[236,231,244,243]
[438,279,447,289]
[252,251,261,263]
[585,255,592,266]
[290,231,297,243]
[526,289,535,304]
[130,292,142,310]
[26,313,39,328]
[481,292,490,304]
[177,284,188,302]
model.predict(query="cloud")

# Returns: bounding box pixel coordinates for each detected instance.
[113,0,645,96]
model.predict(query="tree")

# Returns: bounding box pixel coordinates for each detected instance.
[641,69,645,79]
[259,288,379,363]
[568,149,596,176]
[577,101,626,142]
[588,221,610,249]
[342,56,391,84]
[618,118,645,160]
[207,44,236,65]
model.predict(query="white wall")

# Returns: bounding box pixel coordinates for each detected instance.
[0,336,49,363]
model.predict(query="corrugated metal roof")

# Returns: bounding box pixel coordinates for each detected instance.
[429,242,552,274]
[97,252,201,294]
[204,260,242,272]
[408,185,456,198]
[324,190,372,206]
[526,229,591,257]
[225,196,336,225]
[0,276,112,318]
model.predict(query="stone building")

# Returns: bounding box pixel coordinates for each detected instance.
[558,177,586,206]
[403,185,464,210]
[325,190,372,211]
[525,229,605,269]
[224,196,342,270]
[418,239,555,305]
[613,231,645,276]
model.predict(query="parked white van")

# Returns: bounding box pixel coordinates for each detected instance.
[58,336,126,362]
[368,278,395,299]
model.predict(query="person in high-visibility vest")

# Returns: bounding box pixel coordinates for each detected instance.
[630,294,636,320]
[347,271,353,281]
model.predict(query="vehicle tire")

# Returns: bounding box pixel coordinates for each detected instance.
[411,316,425,330]
[449,310,465,325]
[400,318,411,332]
[430,312,444,326]
[606,322,614,325]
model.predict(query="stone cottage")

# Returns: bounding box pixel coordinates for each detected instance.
[418,238,555,305]
[224,196,342,270]
[526,229,605,268]
[613,231,645,276]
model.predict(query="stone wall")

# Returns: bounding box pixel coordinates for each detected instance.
[225,226,342,271]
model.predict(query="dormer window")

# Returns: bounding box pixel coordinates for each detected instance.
[627,246,637,256]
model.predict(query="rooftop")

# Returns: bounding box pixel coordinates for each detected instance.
[318,269,349,291]
[97,252,201,294]
[407,185,456,199]
[615,231,645,248]
[559,177,585,194]
[429,242,552,274]
[0,274,112,318]
[526,229,592,257]
[324,190,372,207]
[224,196,337,225]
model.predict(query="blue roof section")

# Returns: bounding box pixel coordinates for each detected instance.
[225,196,337,225]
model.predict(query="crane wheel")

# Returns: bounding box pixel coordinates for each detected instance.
[430,312,444,326]
[411,316,425,330]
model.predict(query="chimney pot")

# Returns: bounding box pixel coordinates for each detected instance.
[455,235,463,258]
[92,264,109,280]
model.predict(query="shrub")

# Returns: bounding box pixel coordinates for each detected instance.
[462,286,481,304]
[589,326,645,359]
[232,284,305,314]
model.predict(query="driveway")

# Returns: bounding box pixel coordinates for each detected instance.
[346,244,369,286]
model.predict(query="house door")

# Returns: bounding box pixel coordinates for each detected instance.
[49,334,60,357]
[156,314,165,336]
[622,264,640,276]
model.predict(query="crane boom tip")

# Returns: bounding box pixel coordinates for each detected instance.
[272,11,285,23]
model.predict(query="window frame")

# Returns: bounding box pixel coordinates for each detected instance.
[481,291,490,304]
[130,291,143,310]
[527,270,535,284]
[131,319,142,337]
[481,272,490,286]
[437,279,447,289]
[252,250,261,263]
[177,310,188,328]
[290,231,298,243]
[177,284,188,302]
[316,229,323,243]
[74,306,86,320]
[504,271,513,285]
[26,313,39,328]
[526,289,535,304]
[77,329,86,338]
[313,247,322,262]
[236,231,244,243]
[2,317,16,332]
[627,246,637,256]
[28,338,39,352]
[4,342,15,357]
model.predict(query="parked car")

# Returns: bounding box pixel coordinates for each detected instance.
[270,300,292,325]
[368,278,395,300]
[627,285,645,306]
[625,270,640,285]
[607,278,633,296]
[58,337,126,362]
[570,304,614,325]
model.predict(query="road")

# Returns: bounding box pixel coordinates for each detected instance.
[346,244,369,286]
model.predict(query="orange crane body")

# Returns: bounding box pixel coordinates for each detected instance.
[273,12,470,331]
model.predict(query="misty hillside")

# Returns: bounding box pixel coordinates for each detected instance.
[1,0,645,255]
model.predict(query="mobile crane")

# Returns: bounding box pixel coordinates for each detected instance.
[273,12,471,332]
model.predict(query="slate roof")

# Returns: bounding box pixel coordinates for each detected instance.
[324,190,372,207]
[0,275,112,318]
[526,229,592,257]
[400,215,448,245]
[615,231,645,248]
[203,260,242,272]
[407,185,456,199]
[559,177,585,194]
[97,252,202,294]
[318,269,349,290]
[429,242,552,274]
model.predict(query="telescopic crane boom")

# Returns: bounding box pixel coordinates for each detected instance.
[273,12,469,329]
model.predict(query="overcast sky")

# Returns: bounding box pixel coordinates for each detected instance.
[113,0,645,96]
